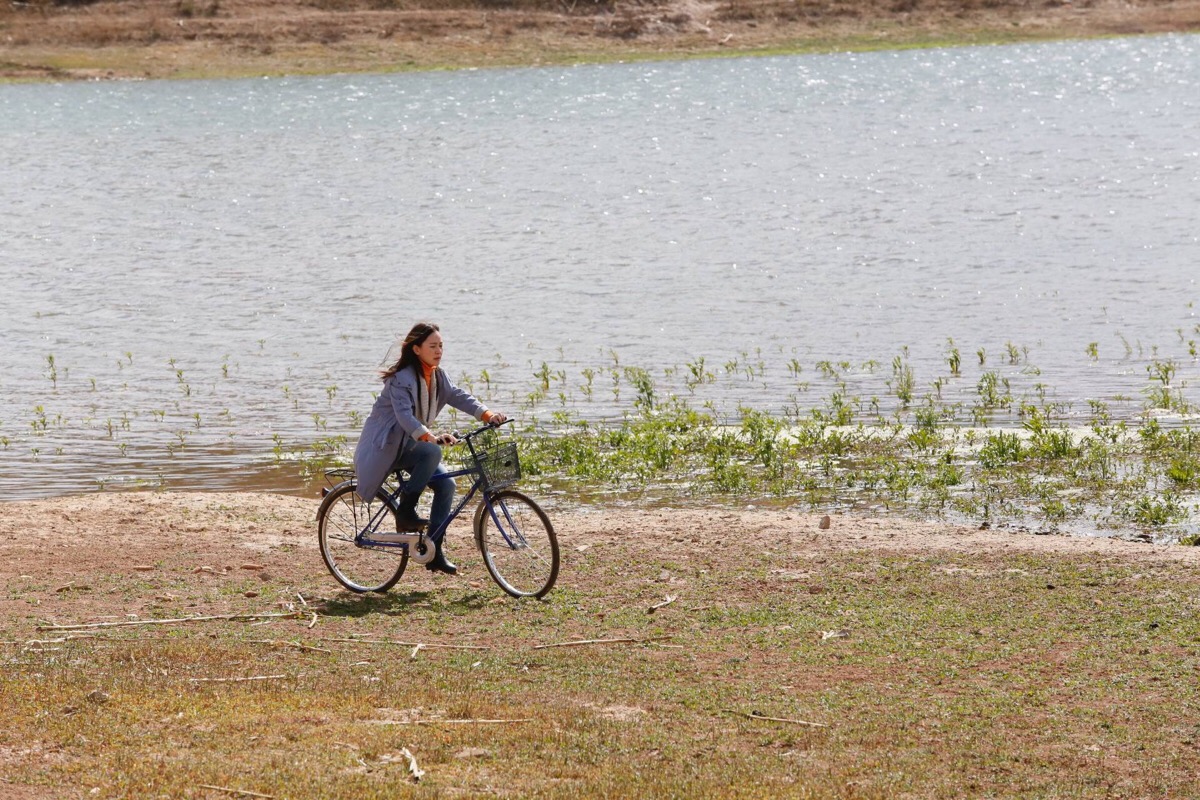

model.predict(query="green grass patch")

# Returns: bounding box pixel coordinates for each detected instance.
[5,545,1200,797]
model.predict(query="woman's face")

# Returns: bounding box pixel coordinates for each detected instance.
[412,331,444,368]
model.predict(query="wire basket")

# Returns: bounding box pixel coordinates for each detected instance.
[471,441,521,490]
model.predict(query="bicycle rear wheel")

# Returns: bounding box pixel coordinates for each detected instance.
[317,481,408,593]
[474,490,559,598]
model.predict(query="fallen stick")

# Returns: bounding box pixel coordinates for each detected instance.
[647,595,678,614]
[190,674,289,683]
[246,639,332,654]
[197,784,274,798]
[533,635,673,650]
[36,612,304,632]
[723,709,828,728]
[320,638,489,650]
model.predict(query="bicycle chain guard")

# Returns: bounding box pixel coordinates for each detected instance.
[373,532,435,564]
[408,535,436,565]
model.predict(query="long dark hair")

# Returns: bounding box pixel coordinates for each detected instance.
[381,322,440,381]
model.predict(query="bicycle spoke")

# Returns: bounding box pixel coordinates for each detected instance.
[317,483,408,593]
[475,490,559,598]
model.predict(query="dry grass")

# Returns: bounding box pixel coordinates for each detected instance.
[2,0,1199,80]
[3,493,1200,797]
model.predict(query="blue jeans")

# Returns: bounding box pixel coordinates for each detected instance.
[393,440,456,545]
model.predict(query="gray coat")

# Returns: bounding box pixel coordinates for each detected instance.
[352,366,489,499]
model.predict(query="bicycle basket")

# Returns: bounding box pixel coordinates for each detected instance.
[472,441,521,490]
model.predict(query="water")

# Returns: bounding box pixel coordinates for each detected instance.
[2,34,1198,499]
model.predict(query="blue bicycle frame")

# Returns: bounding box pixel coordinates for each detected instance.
[359,463,482,549]
[356,422,525,553]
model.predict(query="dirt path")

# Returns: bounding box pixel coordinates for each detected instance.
[5,491,1197,629]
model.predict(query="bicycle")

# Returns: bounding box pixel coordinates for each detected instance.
[316,420,560,599]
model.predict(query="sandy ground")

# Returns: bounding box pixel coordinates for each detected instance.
[4,491,1199,630]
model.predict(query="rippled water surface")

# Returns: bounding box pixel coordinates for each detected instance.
[2,35,1198,498]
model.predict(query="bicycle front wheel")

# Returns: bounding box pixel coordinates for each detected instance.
[474,490,559,598]
[317,481,408,593]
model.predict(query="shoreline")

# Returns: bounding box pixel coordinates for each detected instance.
[5,489,1199,559]
[2,0,1198,83]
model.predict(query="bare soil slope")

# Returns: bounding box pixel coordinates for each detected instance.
[5,491,1197,628]
[3,0,1199,80]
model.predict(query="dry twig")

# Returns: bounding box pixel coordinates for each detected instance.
[36,612,304,632]
[648,595,678,614]
[723,709,828,727]
[197,785,274,798]
[246,639,332,654]
[533,635,673,650]
[320,638,488,650]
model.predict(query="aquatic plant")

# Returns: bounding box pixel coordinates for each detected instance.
[946,339,961,377]
[1005,341,1021,365]
[6,331,1199,541]
[890,354,915,407]
[509,358,1200,539]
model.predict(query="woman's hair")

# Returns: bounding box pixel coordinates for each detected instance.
[381,322,440,381]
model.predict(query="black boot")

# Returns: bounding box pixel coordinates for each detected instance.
[395,492,428,532]
[425,545,458,575]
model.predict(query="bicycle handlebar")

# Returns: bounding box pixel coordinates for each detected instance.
[452,417,513,444]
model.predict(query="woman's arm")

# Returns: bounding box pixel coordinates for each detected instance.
[387,371,435,441]
[437,370,491,421]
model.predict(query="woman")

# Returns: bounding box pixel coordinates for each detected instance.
[353,322,507,575]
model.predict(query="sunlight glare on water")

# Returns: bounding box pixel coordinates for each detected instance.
[1,34,1198,498]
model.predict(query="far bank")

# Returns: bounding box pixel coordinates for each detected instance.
[2,0,1199,82]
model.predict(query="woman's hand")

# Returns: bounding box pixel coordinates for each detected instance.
[435,432,459,446]
[487,411,509,426]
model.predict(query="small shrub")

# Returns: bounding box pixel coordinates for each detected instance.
[1166,456,1200,488]
[978,431,1025,469]
[1127,495,1185,528]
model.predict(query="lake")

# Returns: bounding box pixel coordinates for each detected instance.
[2,33,1198,499]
